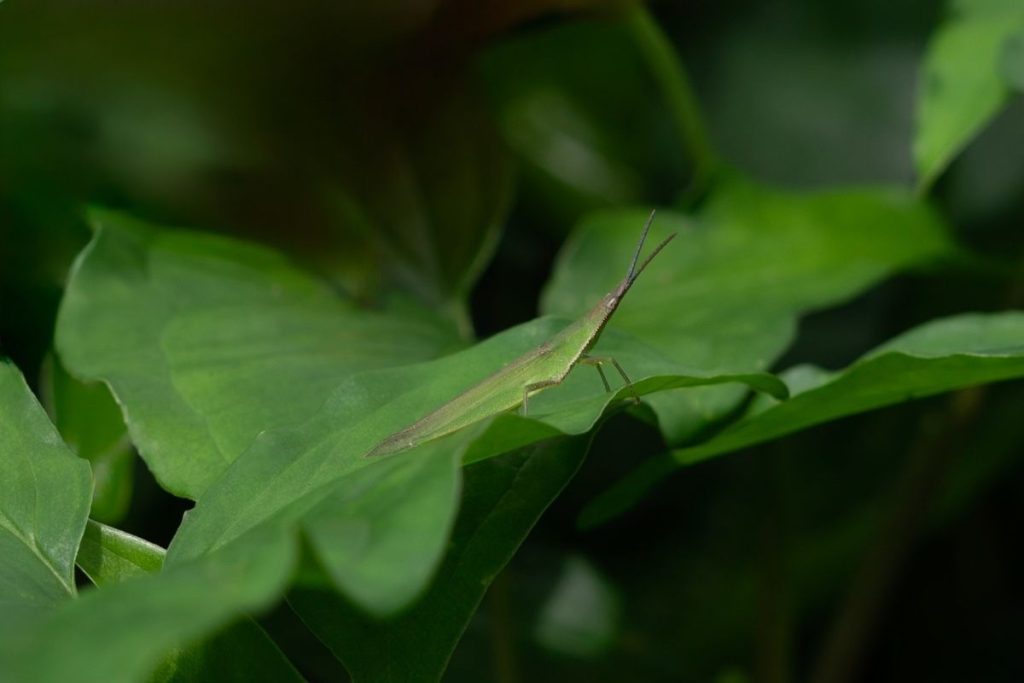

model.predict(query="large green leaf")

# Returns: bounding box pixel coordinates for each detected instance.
[542,180,951,442]
[56,210,460,498]
[168,426,467,617]
[290,435,592,683]
[914,0,1024,188]
[1,527,297,683]
[0,361,92,608]
[167,315,782,615]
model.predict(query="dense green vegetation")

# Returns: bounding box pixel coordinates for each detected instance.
[2,1,1023,681]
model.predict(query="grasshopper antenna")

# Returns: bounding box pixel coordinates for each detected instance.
[626,210,676,285]
[626,209,657,282]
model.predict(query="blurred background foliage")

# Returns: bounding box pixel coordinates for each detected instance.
[1,0,1023,681]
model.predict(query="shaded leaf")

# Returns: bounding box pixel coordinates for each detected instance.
[914,2,1024,188]
[168,426,467,617]
[155,620,305,683]
[42,356,134,523]
[75,521,304,683]
[1,527,297,683]
[480,18,667,214]
[334,85,514,323]
[290,435,591,682]
[0,361,91,607]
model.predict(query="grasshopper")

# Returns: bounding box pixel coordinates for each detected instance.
[367,211,675,457]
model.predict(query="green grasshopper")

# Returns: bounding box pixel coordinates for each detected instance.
[367,211,675,457]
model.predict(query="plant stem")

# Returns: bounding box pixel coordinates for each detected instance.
[624,3,720,191]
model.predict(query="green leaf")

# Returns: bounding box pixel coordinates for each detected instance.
[290,436,591,683]
[154,621,305,683]
[676,312,1024,465]
[582,312,1024,529]
[76,520,164,586]
[0,361,92,607]
[56,210,460,498]
[300,439,463,616]
[1002,26,1024,90]
[542,179,951,442]
[55,207,781,622]
[167,315,779,616]
[914,3,1024,188]
[42,355,134,523]
[168,425,466,617]
[74,522,303,682]
[1,527,297,683]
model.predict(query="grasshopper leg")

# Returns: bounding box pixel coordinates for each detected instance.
[581,355,640,405]
[590,361,612,392]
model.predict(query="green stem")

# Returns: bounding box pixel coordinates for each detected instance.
[624,3,720,190]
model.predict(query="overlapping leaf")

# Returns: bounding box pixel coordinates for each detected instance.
[50,189,949,676]
[42,358,134,523]
[0,364,300,682]
[166,314,782,615]
[291,436,592,683]
[542,179,952,442]
[2,528,298,683]
[76,522,303,682]
[56,210,461,498]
